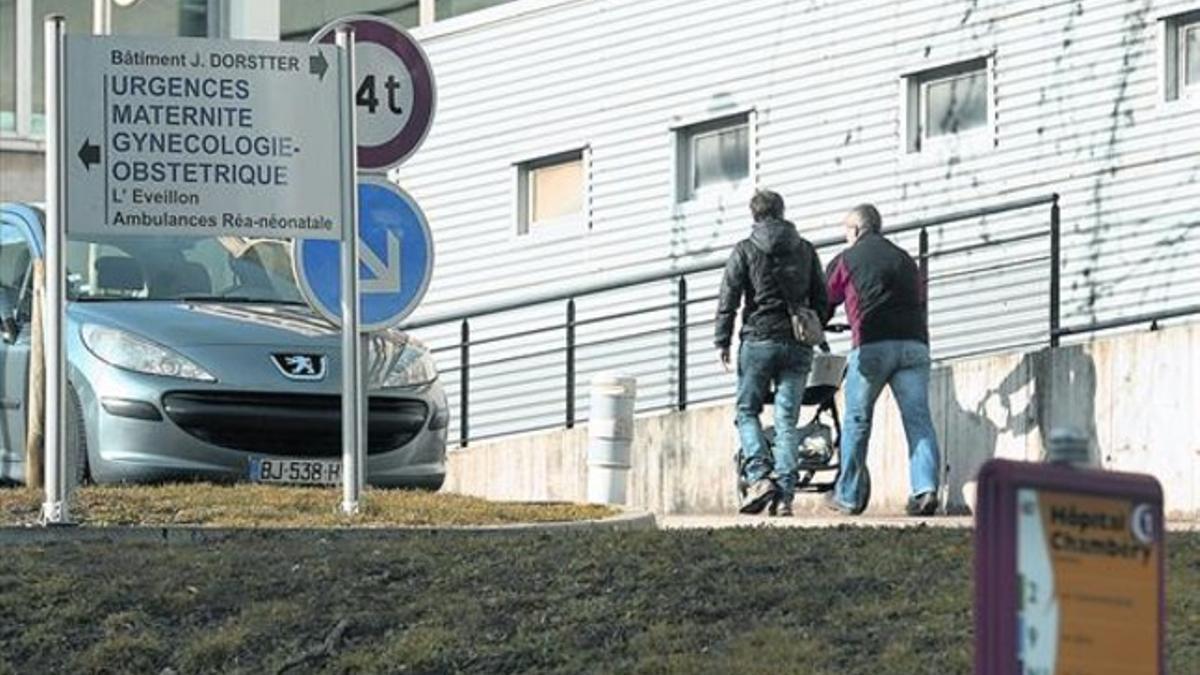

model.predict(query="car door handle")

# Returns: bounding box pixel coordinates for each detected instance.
[0,399,20,410]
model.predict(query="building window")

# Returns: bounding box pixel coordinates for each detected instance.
[905,57,990,152]
[111,0,208,37]
[675,113,751,202]
[1163,10,1200,101]
[281,1,419,41]
[435,0,516,21]
[1189,23,1199,86]
[2,0,209,141]
[516,149,589,235]
[1,0,16,134]
[28,1,93,138]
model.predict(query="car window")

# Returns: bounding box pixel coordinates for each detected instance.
[0,222,33,317]
[66,235,304,303]
[67,241,145,299]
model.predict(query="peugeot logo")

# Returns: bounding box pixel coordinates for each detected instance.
[272,353,326,381]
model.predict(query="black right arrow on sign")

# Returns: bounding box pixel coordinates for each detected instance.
[309,51,328,81]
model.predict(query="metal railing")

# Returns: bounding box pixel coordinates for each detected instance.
[399,193,1197,446]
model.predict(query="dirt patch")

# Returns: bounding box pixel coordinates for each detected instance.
[0,528,1195,674]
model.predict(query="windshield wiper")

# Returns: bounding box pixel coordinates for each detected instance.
[177,296,307,305]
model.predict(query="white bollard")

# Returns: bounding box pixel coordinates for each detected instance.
[1046,426,1091,466]
[587,374,637,505]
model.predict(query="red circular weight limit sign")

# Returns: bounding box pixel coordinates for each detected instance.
[312,15,436,171]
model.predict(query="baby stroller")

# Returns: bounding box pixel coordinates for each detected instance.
[735,325,868,503]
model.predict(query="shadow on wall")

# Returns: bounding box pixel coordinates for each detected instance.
[940,345,1099,514]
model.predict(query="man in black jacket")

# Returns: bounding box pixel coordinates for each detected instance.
[715,190,829,516]
[823,204,941,516]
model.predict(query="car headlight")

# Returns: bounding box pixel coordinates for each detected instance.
[81,324,216,382]
[372,335,438,388]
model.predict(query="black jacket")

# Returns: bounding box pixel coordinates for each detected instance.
[714,218,829,349]
[826,232,927,347]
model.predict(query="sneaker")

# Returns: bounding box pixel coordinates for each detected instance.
[771,499,794,518]
[906,491,939,517]
[739,479,777,515]
[821,491,862,516]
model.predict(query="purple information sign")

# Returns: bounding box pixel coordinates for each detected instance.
[313,15,436,171]
[974,459,1165,675]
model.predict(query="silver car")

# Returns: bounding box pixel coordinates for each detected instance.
[0,204,448,489]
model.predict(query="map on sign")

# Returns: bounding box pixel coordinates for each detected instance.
[65,35,347,239]
[312,15,436,171]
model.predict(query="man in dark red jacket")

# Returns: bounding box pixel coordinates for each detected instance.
[824,204,940,516]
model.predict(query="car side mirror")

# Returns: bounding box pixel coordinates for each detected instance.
[0,316,16,344]
[0,298,17,344]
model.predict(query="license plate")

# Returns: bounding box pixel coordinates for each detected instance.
[248,458,341,486]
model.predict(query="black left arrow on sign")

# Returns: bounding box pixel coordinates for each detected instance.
[309,51,328,81]
[78,139,101,171]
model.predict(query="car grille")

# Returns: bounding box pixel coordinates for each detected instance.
[162,392,429,457]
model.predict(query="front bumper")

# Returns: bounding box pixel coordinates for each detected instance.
[76,377,449,488]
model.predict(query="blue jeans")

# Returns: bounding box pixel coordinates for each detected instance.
[834,340,940,510]
[736,339,814,501]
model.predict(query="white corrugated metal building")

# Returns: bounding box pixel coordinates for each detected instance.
[383,0,1200,443]
[3,0,1197,445]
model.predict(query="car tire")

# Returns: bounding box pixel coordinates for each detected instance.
[413,474,445,492]
[65,385,91,487]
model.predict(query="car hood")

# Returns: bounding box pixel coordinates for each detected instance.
[67,301,345,347]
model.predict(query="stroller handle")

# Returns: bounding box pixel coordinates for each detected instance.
[818,323,850,353]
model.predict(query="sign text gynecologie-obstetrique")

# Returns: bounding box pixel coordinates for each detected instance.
[66,36,348,239]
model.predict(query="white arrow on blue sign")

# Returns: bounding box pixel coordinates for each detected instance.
[294,176,434,332]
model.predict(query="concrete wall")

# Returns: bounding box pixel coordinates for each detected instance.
[0,148,44,203]
[444,321,1200,518]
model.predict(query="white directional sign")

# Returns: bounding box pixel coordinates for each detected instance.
[64,35,347,239]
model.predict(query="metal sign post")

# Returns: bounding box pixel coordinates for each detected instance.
[335,25,365,515]
[41,14,69,525]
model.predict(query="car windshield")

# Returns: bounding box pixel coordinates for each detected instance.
[67,235,304,304]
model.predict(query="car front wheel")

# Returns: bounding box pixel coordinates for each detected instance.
[65,386,90,488]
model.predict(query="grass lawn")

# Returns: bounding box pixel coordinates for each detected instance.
[0,485,613,528]
[1,528,1196,674]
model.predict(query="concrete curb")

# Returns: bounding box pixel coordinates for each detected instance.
[661,515,1200,531]
[0,509,657,545]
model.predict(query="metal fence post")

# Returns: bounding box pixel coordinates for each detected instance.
[918,227,929,285]
[459,318,469,447]
[677,276,688,411]
[566,299,576,428]
[1050,194,1061,348]
[918,228,930,333]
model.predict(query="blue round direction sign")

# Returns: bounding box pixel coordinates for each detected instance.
[313,15,436,171]
[294,177,434,332]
